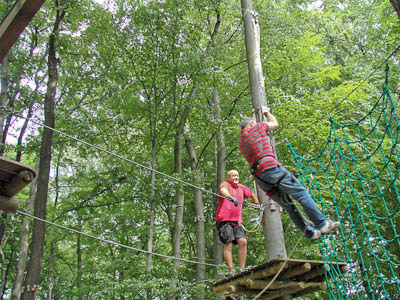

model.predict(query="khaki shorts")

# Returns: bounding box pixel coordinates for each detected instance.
[216,221,246,244]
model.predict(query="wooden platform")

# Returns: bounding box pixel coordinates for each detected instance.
[0,0,47,60]
[0,156,36,212]
[213,258,347,300]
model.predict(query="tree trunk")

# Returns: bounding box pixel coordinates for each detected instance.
[241,0,289,298]
[0,227,11,298]
[0,54,9,156]
[12,161,39,300]
[21,7,65,300]
[212,88,224,279]
[16,103,34,162]
[77,217,83,300]
[47,229,55,300]
[0,54,9,249]
[390,0,400,18]
[171,85,196,295]
[241,0,287,260]
[146,149,156,300]
[185,137,205,300]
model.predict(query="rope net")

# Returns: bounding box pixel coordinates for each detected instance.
[287,65,400,300]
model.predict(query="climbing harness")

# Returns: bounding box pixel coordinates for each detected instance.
[241,202,266,233]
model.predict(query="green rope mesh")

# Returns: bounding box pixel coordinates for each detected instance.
[288,65,400,300]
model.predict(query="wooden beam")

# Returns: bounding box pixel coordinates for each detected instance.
[278,263,312,280]
[0,0,46,60]
[0,195,18,212]
[1,170,35,197]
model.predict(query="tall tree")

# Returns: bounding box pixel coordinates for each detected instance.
[240,0,287,262]
[21,2,65,299]
[12,161,39,300]
[185,135,206,300]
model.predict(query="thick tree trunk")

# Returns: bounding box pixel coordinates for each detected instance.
[12,161,39,300]
[212,88,224,279]
[241,0,289,299]
[185,137,205,300]
[21,7,65,300]
[241,0,287,260]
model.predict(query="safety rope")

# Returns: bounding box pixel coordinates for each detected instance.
[2,108,259,210]
[15,209,228,269]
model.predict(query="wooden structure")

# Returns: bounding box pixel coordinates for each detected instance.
[213,258,348,300]
[0,156,36,212]
[0,0,47,61]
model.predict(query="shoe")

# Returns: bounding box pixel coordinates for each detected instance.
[310,230,322,241]
[319,219,340,235]
[228,270,236,277]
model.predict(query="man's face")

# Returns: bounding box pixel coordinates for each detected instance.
[249,120,256,127]
[227,171,240,184]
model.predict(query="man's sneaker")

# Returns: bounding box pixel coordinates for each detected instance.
[319,220,340,235]
[310,230,322,241]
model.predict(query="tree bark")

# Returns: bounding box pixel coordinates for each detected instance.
[21,6,65,300]
[212,88,224,279]
[241,0,289,298]
[12,161,39,300]
[146,149,156,300]
[171,84,196,295]
[390,0,400,18]
[0,54,9,156]
[16,103,34,162]
[77,217,83,300]
[185,137,206,300]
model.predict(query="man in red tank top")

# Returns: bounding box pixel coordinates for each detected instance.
[216,170,259,275]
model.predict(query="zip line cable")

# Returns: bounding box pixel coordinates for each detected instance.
[15,209,226,269]
[9,110,245,206]
[4,6,398,277]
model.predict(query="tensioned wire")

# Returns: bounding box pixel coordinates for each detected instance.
[8,41,400,207]
[9,63,398,299]
[6,12,399,295]
[6,41,399,286]
[15,209,226,269]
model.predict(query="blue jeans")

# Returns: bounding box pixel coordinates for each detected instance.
[256,166,326,239]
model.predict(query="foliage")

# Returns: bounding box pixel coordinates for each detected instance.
[0,0,399,299]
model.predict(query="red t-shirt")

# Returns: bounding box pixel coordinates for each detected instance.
[216,181,253,223]
[238,122,280,176]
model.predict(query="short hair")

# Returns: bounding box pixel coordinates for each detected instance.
[240,117,255,130]
[227,170,239,177]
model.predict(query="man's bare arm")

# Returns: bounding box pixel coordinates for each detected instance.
[263,107,279,130]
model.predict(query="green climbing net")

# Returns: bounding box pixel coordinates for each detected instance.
[288,65,400,300]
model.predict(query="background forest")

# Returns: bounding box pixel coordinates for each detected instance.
[0,0,399,299]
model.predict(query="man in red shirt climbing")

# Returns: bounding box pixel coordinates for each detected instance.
[238,106,339,241]
[216,170,259,275]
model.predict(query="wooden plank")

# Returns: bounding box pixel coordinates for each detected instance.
[213,258,348,298]
[0,0,47,60]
